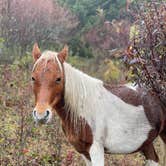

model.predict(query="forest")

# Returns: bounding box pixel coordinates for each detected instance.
[0,0,166,165]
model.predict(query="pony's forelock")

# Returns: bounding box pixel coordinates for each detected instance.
[32,51,62,72]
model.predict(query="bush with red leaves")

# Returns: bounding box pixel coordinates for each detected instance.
[125,2,166,107]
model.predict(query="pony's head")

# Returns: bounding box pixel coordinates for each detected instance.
[31,43,68,123]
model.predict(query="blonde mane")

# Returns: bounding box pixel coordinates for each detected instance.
[64,62,104,128]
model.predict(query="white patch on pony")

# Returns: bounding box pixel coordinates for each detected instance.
[32,51,62,72]
[89,141,104,166]
[64,62,152,154]
[125,83,138,91]
[145,160,158,166]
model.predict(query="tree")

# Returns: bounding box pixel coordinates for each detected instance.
[57,0,133,57]
[126,2,166,107]
[0,0,78,55]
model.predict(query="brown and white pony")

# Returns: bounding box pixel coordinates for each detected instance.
[31,44,166,166]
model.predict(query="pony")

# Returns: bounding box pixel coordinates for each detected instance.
[31,43,166,166]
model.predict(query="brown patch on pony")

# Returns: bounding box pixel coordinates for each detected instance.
[55,99,93,160]
[160,129,166,143]
[140,91,165,150]
[104,84,142,106]
[130,91,165,162]
[142,143,159,162]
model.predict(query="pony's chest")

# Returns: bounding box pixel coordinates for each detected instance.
[61,119,93,155]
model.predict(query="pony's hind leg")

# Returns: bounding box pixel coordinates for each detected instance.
[160,130,166,166]
[142,143,159,166]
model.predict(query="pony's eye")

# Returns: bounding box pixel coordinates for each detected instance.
[32,77,35,81]
[55,77,61,84]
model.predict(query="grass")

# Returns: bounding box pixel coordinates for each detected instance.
[0,62,164,166]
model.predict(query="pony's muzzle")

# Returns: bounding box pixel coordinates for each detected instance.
[33,108,52,124]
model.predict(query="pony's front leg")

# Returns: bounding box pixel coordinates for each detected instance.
[81,155,92,166]
[89,140,104,166]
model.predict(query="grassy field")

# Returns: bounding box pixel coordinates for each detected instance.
[0,62,163,166]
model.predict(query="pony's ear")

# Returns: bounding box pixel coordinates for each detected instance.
[58,45,68,63]
[32,43,41,62]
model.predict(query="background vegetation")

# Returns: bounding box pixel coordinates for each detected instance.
[0,0,165,165]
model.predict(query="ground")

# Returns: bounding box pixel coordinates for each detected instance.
[0,64,163,166]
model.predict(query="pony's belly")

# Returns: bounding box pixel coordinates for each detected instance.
[96,101,153,154]
[103,128,151,154]
[104,141,143,154]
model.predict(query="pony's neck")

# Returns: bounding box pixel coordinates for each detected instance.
[63,62,103,122]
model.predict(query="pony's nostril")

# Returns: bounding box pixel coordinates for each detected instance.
[45,110,50,118]
[33,110,37,117]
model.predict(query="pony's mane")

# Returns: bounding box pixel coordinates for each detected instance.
[64,62,104,127]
